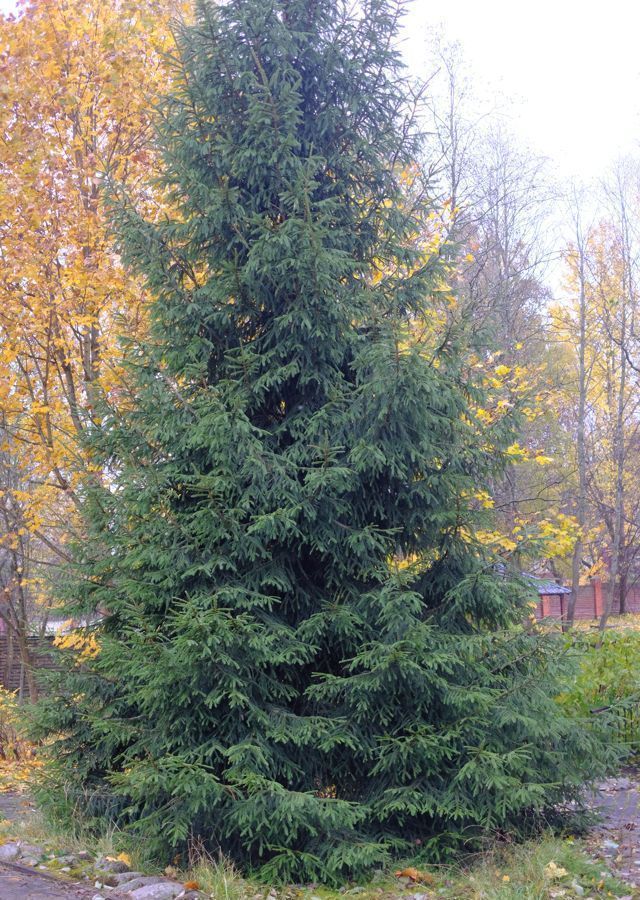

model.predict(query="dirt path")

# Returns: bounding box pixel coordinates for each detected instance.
[0,860,99,899]
[0,793,94,897]
[0,790,36,822]
[0,792,119,898]
[588,773,640,888]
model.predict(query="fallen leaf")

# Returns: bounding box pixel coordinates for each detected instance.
[544,861,569,880]
[394,867,434,884]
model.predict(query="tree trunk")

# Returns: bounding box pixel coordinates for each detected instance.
[600,278,627,632]
[567,218,588,630]
[619,567,628,615]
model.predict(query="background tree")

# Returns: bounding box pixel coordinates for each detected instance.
[0,0,185,666]
[424,47,575,573]
[553,162,640,627]
[565,189,592,627]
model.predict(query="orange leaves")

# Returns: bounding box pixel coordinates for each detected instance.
[0,758,43,794]
[394,867,434,884]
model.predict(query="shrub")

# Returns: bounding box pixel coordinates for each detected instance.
[558,628,640,753]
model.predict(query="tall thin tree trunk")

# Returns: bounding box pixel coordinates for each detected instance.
[600,280,628,633]
[568,230,588,630]
[3,630,13,691]
[600,170,633,632]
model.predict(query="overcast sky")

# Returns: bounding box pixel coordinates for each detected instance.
[1,0,638,181]
[403,0,640,180]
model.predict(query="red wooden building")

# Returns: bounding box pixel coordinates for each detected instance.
[532,577,622,621]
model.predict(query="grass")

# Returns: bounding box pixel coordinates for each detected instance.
[430,834,636,898]
[162,833,638,898]
[3,811,632,900]
[0,805,123,862]
[574,614,640,633]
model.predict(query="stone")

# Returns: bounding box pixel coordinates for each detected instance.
[0,843,21,862]
[116,875,168,891]
[95,857,130,874]
[100,872,136,887]
[127,883,187,899]
[55,854,80,866]
[20,856,40,866]
[18,843,44,858]
[109,871,146,884]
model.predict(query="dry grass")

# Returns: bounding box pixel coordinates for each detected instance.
[572,614,640,633]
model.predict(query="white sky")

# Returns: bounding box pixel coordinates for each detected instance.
[1,0,639,180]
[404,0,640,180]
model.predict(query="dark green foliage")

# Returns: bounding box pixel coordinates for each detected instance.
[33,0,608,883]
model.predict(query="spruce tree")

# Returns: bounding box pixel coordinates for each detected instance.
[35,0,606,883]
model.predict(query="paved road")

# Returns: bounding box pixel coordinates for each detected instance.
[0,861,99,899]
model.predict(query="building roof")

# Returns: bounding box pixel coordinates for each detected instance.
[524,574,571,596]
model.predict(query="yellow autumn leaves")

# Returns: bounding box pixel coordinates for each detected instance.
[54,629,100,662]
[0,0,189,611]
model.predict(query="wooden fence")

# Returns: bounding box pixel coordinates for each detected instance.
[0,636,57,700]
[535,579,640,621]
